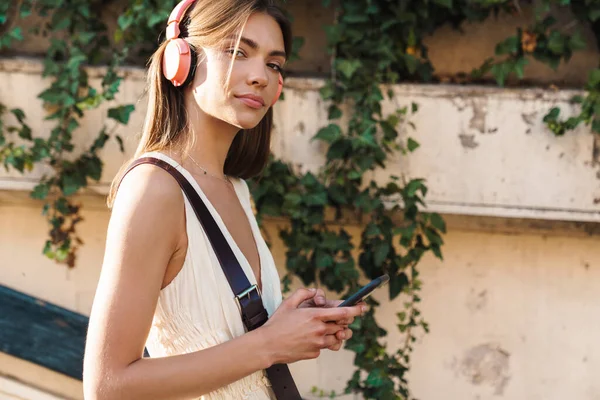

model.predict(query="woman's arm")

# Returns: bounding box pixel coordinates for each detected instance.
[85,165,273,399]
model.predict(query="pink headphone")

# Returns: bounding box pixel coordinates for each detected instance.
[162,0,283,106]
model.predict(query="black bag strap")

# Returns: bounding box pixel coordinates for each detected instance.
[122,157,302,399]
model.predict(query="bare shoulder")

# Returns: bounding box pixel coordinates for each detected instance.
[115,163,183,209]
[109,163,185,253]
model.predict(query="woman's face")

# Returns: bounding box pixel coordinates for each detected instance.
[189,12,286,130]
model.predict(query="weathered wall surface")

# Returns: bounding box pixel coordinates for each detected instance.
[1,58,598,221]
[1,199,600,400]
[2,1,598,85]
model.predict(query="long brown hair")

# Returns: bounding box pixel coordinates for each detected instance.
[107,0,292,207]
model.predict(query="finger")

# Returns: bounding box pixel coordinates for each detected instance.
[323,322,345,336]
[313,288,326,306]
[356,300,367,309]
[321,334,339,349]
[343,328,352,340]
[328,341,342,351]
[324,299,343,308]
[285,288,317,309]
[335,329,347,341]
[336,317,354,325]
[315,304,365,321]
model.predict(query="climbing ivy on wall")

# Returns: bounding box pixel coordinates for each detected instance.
[1,0,599,398]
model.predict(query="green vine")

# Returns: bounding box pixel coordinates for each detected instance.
[250,1,451,397]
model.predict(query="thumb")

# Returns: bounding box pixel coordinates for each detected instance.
[285,288,317,309]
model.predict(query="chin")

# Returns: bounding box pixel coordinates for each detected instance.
[232,112,267,130]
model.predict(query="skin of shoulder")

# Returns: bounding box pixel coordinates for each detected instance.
[84,163,185,384]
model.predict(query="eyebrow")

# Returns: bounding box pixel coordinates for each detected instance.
[228,35,287,60]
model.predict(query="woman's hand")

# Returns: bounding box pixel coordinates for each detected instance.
[298,287,365,351]
[260,288,364,365]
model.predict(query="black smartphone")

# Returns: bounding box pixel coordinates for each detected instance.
[338,274,390,307]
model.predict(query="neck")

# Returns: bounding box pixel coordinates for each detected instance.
[181,95,240,177]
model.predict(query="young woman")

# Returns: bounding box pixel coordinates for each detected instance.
[83,1,365,399]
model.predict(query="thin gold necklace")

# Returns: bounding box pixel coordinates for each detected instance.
[188,155,231,185]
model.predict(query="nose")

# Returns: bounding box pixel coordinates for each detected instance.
[247,60,269,88]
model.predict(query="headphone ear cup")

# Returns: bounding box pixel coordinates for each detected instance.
[162,38,192,87]
[271,74,283,106]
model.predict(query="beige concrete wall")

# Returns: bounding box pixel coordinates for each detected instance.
[0,353,80,400]
[2,194,600,399]
[2,58,599,222]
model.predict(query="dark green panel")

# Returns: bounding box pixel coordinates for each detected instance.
[0,284,88,380]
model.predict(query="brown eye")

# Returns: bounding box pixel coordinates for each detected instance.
[268,63,282,72]
[226,49,245,57]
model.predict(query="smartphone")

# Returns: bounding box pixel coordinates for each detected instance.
[338,274,390,307]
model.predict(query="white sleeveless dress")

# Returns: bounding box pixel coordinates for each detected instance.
[141,152,282,400]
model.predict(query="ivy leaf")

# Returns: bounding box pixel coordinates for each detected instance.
[543,107,560,122]
[407,137,420,152]
[406,179,426,197]
[404,54,419,75]
[85,156,103,181]
[304,192,328,206]
[313,124,342,143]
[326,139,350,161]
[590,9,600,21]
[569,32,586,51]
[31,183,50,200]
[18,125,32,140]
[9,27,23,41]
[108,105,135,124]
[42,240,53,259]
[90,130,109,153]
[365,368,385,388]
[10,108,26,123]
[430,213,447,233]
[117,13,134,31]
[373,242,390,266]
[54,197,71,215]
[547,31,566,54]
[115,135,125,153]
[390,272,409,300]
[283,192,303,207]
[328,105,342,120]
[61,173,83,196]
[289,36,305,62]
[495,36,518,55]
[588,69,600,88]
[337,59,362,79]
[316,252,334,268]
[514,57,528,79]
[433,0,453,8]
[491,62,509,87]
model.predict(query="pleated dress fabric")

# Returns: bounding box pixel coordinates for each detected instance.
[141,152,281,399]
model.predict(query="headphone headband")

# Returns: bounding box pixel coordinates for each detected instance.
[166,0,196,40]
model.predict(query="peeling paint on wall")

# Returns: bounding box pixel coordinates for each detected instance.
[521,111,537,126]
[469,99,487,134]
[459,134,479,149]
[466,289,488,312]
[593,135,600,167]
[460,343,511,395]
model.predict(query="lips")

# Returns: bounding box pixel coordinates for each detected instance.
[235,94,265,109]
